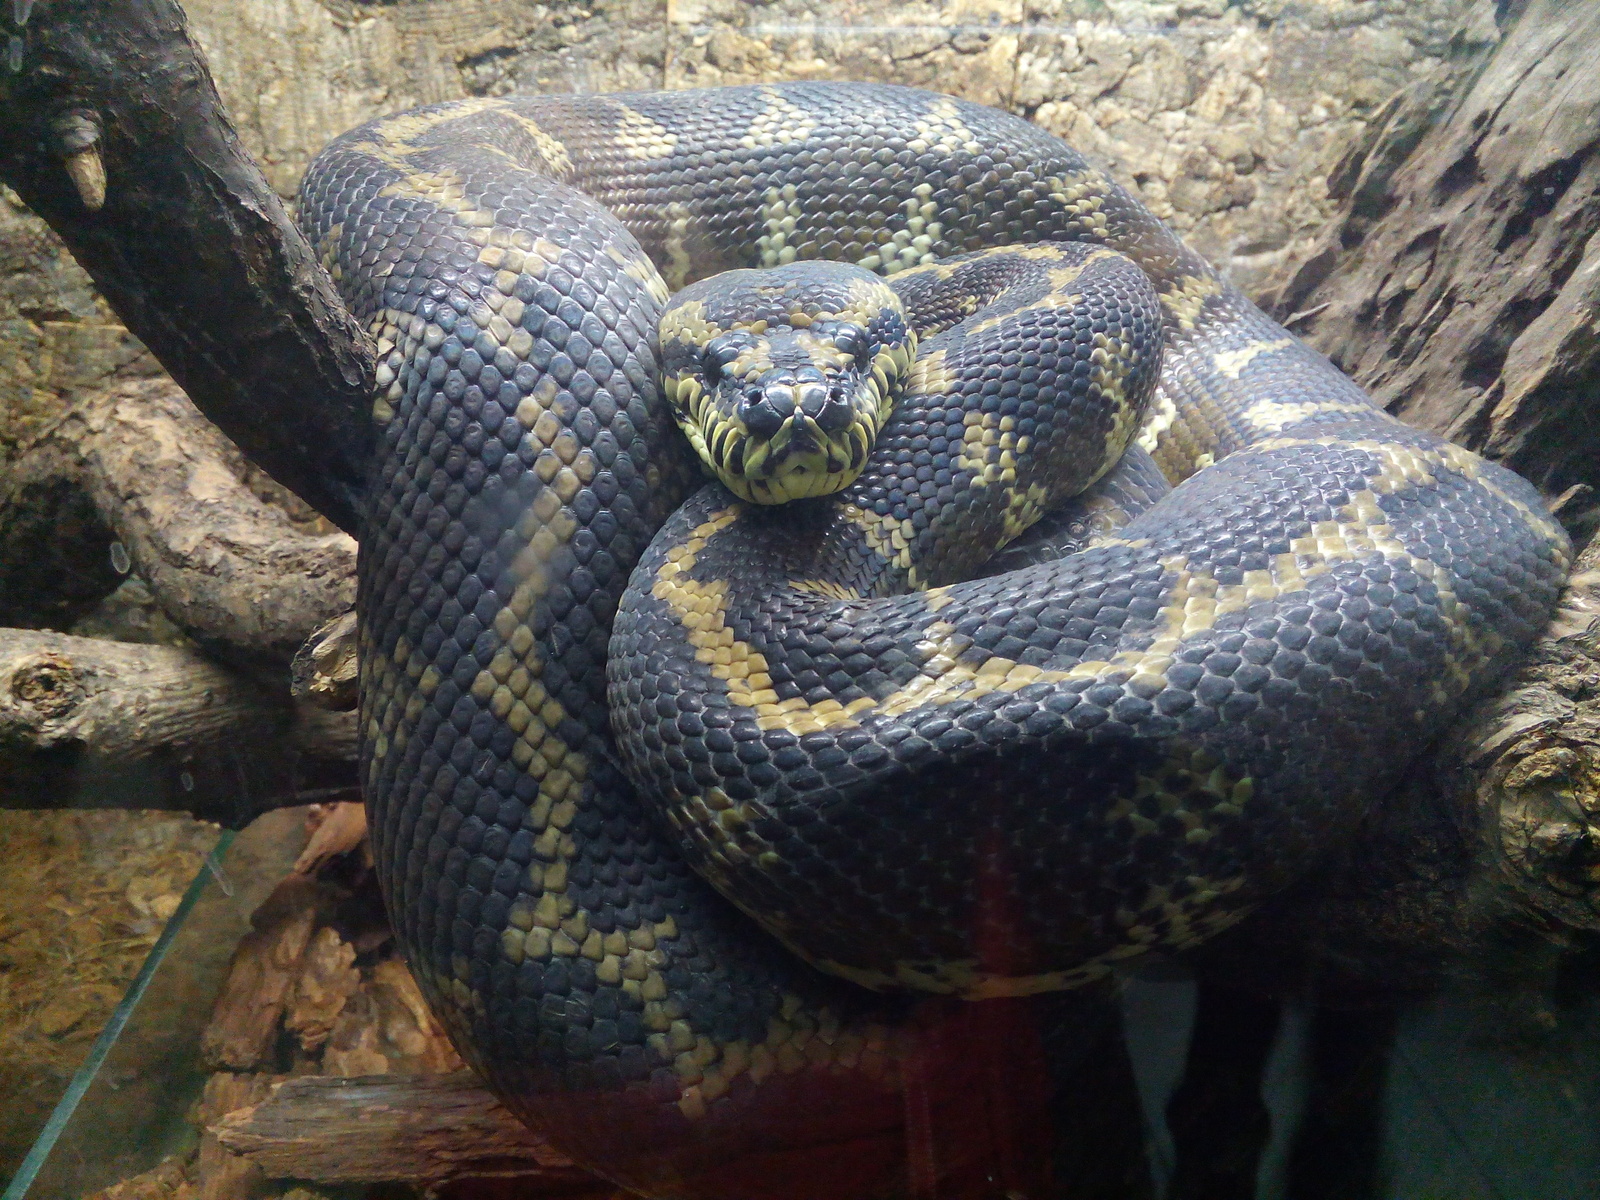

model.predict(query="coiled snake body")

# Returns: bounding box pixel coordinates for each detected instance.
[301,83,1569,1198]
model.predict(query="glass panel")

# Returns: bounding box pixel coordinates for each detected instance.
[2,2,1596,1198]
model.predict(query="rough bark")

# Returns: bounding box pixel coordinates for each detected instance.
[209,1073,593,1189]
[0,377,356,657]
[0,628,356,823]
[0,0,373,531]
[289,610,358,712]
[1261,0,1600,538]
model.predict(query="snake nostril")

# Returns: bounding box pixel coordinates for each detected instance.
[797,382,830,419]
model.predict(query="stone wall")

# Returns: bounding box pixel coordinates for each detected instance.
[1,0,1490,458]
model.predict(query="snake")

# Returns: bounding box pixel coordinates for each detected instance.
[299,82,1570,1199]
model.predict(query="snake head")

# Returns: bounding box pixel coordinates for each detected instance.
[660,263,915,504]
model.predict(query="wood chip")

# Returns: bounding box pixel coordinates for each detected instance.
[284,926,360,1052]
[324,956,464,1077]
[83,1155,198,1200]
[200,878,327,1071]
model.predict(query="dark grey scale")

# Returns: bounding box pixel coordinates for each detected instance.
[981,444,1172,573]
[833,244,1166,591]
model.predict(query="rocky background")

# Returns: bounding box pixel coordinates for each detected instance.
[0,0,1491,462]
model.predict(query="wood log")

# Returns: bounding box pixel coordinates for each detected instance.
[209,1072,599,1189]
[0,377,356,659]
[0,628,356,821]
[0,0,373,531]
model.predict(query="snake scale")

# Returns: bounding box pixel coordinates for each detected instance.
[299,83,1570,1198]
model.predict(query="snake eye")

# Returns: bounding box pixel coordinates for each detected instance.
[702,340,742,386]
[832,325,872,363]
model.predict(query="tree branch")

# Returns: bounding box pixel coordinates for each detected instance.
[0,628,356,824]
[210,1073,593,1189]
[0,378,356,660]
[1259,0,1600,534]
[0,0,373,531]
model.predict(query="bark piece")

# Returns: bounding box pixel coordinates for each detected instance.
[0,378,356,659]
[323,957,465,1078]
[201,877,334,1071]
[84,1156,199,1200]
[210,1072,591,1188]
[289,611,359,712]
[0,0,373,530]
[0,628,356,820]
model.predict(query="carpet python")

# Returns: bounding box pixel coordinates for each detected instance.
[301,82,1570,1198]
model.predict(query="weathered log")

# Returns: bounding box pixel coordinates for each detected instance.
[209,1073,598,1189]
[1260,0,1600,536]
[0,628,356,821]
[0,377,356,658]
[0,0,373,531]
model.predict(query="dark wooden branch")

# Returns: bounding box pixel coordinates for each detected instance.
[210,1073,595,1189]
[0,628,356,824]
[0,0,373,531]
[0,378,356,659]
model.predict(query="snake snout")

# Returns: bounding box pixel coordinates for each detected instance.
[740,368,856,437]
